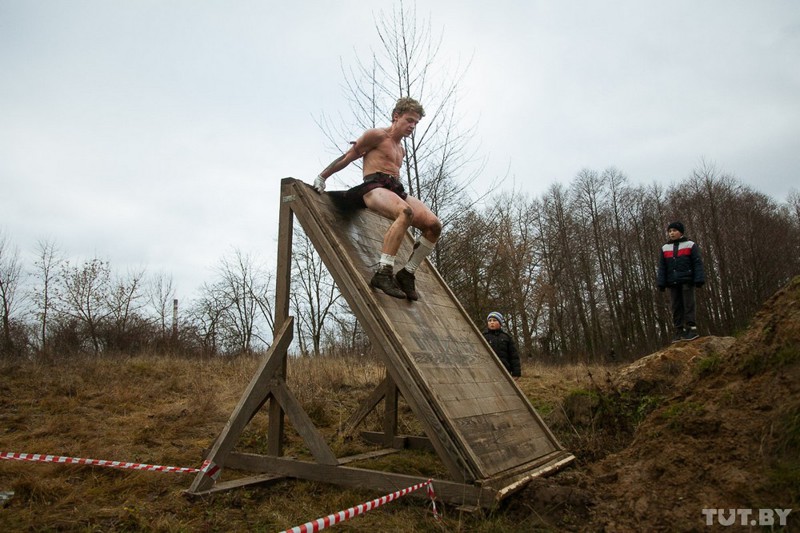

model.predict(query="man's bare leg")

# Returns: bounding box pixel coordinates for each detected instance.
[396,196,442,300]
[403,195,441,269]
[363,189,413,298]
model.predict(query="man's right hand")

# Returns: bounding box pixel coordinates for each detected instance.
[313,175,326,193]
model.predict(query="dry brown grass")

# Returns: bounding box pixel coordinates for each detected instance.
[0,354,604,531]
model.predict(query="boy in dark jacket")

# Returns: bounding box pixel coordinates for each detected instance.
[482,311,521,378]
[657,221,706,343]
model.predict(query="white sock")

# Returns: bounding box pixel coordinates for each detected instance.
[379,253,395,270]
[404,236,435,273]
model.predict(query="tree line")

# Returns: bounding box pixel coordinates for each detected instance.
[0,239,276,359]
[439,163,800,362]
[2,163,797,362]
[3,4,798,362]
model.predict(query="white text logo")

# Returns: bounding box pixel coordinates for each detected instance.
[702,508,791,527]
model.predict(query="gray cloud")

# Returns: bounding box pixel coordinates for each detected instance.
[2,0,798,299]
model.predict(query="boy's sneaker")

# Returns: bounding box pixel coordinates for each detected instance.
[370,267,407,299]
[671,330,685,343]
[395,268,419,301]
[683,327,700,341]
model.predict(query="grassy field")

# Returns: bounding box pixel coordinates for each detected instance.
[0,355,610,532]
[5,277,792,530]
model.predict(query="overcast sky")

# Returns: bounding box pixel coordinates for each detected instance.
[2,1,798,301]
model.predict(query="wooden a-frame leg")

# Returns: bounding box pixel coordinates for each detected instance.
[383,375,399,447]
[339,376,389,438]
[186,318,294,494]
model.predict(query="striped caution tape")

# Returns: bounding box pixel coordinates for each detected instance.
[2,451,440,529]
[0,451,220,479]
[281,478,439,533]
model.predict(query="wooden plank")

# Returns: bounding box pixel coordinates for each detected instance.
[286,181,479,482]
[440,394,523,418]
[494,453,576,499]
[186,473,286,496]
[268,187,295,457]
[451,412,558,473]
[383,376,398,447]
[337,449,400,464]
[478,449,575,491]
[223,452,497,508]
[270,379,338,465]
[339,377,388,437]
[360,432,435,452]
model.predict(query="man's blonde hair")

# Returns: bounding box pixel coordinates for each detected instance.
[392,97,425,119]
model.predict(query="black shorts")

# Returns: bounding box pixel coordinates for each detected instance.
[346,172,408,208]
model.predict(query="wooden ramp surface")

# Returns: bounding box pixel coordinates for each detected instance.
[284,178,570,485]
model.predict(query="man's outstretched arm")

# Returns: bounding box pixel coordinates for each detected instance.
[313,129,383,193]
[314,150,357,193]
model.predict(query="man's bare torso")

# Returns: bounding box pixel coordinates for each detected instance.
[357,128,405,178]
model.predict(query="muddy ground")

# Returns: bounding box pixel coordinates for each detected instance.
[514,277,800,531]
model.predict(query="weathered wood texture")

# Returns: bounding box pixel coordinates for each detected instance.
[222,452,496,506]
[283,178,570,484]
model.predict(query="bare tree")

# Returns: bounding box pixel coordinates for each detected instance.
[788,189,800,266]
[31,238,62,353]
[0,231,24,356]
[147,271,176,337]
[789,189,800,225]
[57,257,112,355]
[621,182,669,352]
[104,268,147,353]
[323,299,373,358]
[487,192,547,360]
[208,249,274,355]
[444,160,800,363]
[436,206,494,323]
[290,228,341,357]
[318,0,490,249]
[189,284,227,357]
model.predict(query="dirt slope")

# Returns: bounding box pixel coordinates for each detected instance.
[578,277,800,531]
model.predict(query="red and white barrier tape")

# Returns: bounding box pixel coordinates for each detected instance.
[0,451,220,479]
[2,451,441,529]
[281,478,439,533]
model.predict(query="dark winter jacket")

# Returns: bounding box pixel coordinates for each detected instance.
[657,236,705,288]
[482,328,521,377]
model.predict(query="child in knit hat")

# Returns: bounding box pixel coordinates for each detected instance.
[656,221,706,343]
[482,311,521,378]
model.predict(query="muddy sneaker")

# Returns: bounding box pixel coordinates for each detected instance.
[671,330,685,343]
[395,268,419,301]
[683,327,699,341]
[370,267,407,299]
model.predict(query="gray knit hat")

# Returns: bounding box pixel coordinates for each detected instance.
[487,311,504,326]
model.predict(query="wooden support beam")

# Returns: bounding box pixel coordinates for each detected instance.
[269,378,338,465]
[382,376,399,447]
[359,432,435,452]
[339,377,388,437]
[268,187,295,456]
[223,452,497,508]
[186,318,294,494]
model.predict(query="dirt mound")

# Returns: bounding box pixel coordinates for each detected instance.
[611,335,735,395]
[584,277,800,531]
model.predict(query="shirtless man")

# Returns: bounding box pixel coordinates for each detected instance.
[312,97,442,301]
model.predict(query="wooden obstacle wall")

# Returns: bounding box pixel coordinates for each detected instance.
[185,177,573,505]
[282,178,571,485]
